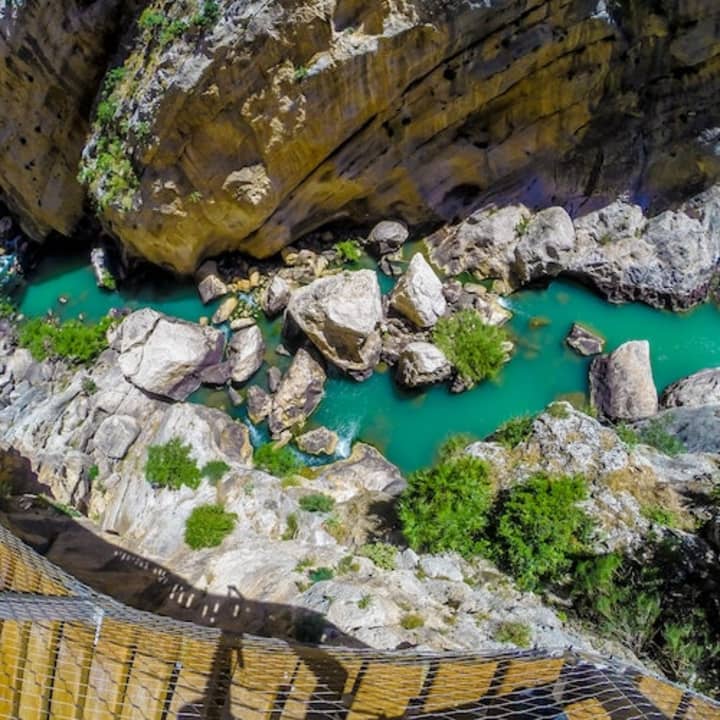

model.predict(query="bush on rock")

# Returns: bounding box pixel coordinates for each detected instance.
[185,504,236,549]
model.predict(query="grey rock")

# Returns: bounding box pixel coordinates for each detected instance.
[566,323,605,356]
[227,386,244,407]
[211,296,238,324]
[228,325,265,384]
[199,361,232,386]
[396,342,451,387]
[7,349,34,383]
[267,366,282,393]
[514,207,576,284]
[367,220,409,256]
[661,368,720,409]
[263,275,291,317]
[195,260,228,304]
[94,415,140,460]
[590,341,658,421]
[379,318,427,366]
[246,386,272,424]
[296,426,339,455]
[113,309,225,401]
[390,254,446,328]
[285,270,383,374]
[268,349,326,436]
[635,405,720,454]
[418,555,464,583]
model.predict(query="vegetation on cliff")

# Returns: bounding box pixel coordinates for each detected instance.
[18,315,113,363]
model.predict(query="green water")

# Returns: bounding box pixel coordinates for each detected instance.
[15,251,720,473]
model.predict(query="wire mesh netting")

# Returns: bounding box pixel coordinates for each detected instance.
[0,523,718,719]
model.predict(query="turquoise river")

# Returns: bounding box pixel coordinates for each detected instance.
[15,248,720,473]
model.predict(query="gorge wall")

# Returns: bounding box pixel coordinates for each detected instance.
[1,0,720,272]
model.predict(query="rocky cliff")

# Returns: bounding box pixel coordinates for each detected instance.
[2,0,720,271]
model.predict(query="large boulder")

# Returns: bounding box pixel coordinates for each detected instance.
[390,254,447,328]
[565,323,605,356]
[396,342,451,387]
[285,270,383,374]
[268,349,326,436]
[262,275,291,317]
[367,221,408,256]
[295,426,339,456]
[195,260,228,304]
[589,341,658,421]
[112,309,225,401]
[661,368,720,409]
[228,325,265,384]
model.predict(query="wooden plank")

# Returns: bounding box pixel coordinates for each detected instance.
[16,619,62,719]
[496,658,565,696]
[565,697,613,720]
[422,660,498,712]
[346,661,426,719]
[0,620,29,717]
[684,696,720,720]
[636,675,684,719]
[48,622,96,720]
[167,636,219,718]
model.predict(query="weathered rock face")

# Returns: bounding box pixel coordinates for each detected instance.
[396,342,451,388]
[113,309,225,401]
[285,270,383,375]
[566,323,605,357]
[389,254,446,328]
[661,367,720,409]
[295,426,338,456]
[227,325,265,384]
[0,1,138,240]
[19,0,711,271]
[589,341,658,422]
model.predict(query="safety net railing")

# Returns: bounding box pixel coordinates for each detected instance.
[0,523,718,719]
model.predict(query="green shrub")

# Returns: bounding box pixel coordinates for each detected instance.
[615,423,639,448]
[201,460,230,484]
[87,465,99,482]
[641,504,679,528]
[359,542,397,570]
[18,316,113,363]
[514,214,531,236]
[337,555,360,575]
[638,417,685,456]
[299,493,335,513]
[491,414,535,448]
[138,8,165,30]
[308,566,334,584]
[334,239,362,263]
[282,513,299,541]
[82,377,98,394]
[193,0,220,26]
[159,18,189,44]
[358,594,373,609]
[400,613,424,630]
[437,434,474,462]
[145,438,201,490]
[495,621,531,647]
[294,65,309,81]
[0,297,15,319]
[96,98,118,127]
[254,443,301,477]
[491,473,593,591]
[184,504,236,549]
[399,454,494,557]
[547,402,569,419]
[433,309,509,385]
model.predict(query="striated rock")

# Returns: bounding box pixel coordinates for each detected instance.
[285,270,383,374]
[396,342,451,388]
[113,309,225,401]
[589,341,658,422]
[228,325,265,384]
[636,405,720,455]
[212,296,238,324]
[199,361,232,386]
[367,221,408,256]
[246,386,272,424]
[296,426,338,456]
[566,323,605,357]
[661,368,720,409]
[312,443,406,502]
[390,254,447,328]
[263,275,291,317]
[195,261,228,304]
[268,349,325,436]
[93,415,140,460]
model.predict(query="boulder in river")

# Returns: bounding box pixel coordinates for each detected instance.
[565,323,605,356]
[268,349,326,436]
[212,296,238,325]
[113,309,225,401]
[296,426,339,456]
[247,386,272,424]
[389,254,446,328]
[195,260,228,304]
[589,340,658,421]
[661,368,720,409]
[367,220,408,256]
[263,275,291,317]
[396,342,451,387]
[285,270,383,375]
[228,324,265,384]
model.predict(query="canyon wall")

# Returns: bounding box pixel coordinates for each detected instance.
[1,0,720,271]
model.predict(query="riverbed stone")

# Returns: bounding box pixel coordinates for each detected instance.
[228,325,265,384]
[367,220,409,256]
[566,323,605,356]
[113,309,225,401]
[390,254,446,328]
[263,275,291,317]
[267,366,282,393]
[285,270,383,374]
[396,342,451,387]
[247,386,272,423]
[661,368,720,409]
[94,415,140,460]
[589,340,658,421]
[195,260,228,304]
[268,349,326,436]
[212,296,238,324]
[296,427,338,455]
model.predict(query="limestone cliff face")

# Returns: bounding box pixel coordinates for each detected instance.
[2,0,720,271]
[0,0,135,239]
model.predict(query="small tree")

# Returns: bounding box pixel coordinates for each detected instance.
[145,438,201,490]
[185,504,236,549]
